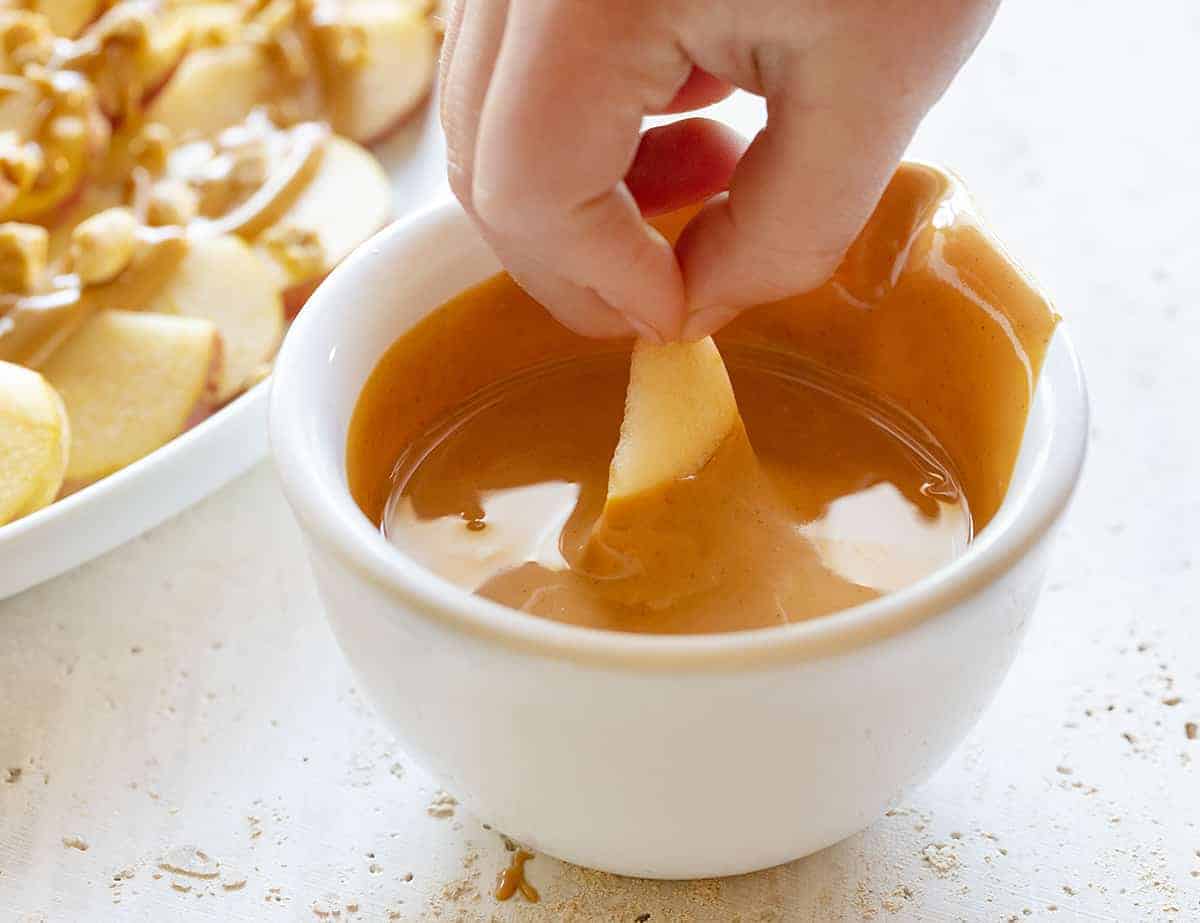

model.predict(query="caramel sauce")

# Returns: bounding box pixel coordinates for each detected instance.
[0,228,188,367]
[383,349,967,632]
[349,164,1059,635]
[495,850,539,903]
[0,115,321,367]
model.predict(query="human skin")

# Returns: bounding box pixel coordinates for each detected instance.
[440,0,1000,341]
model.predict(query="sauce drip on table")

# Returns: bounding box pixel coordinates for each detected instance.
[495,850,539,903]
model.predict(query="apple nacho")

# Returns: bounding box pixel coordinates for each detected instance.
[0,0,438,525]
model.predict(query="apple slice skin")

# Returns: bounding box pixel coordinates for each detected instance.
[40,309,219,485]
[280,273,324,320]
[143,234,284,402]
[0,360,70,525]
[607,336,739,502]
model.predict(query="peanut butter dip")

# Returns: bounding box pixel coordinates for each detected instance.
[349,164,1059,635]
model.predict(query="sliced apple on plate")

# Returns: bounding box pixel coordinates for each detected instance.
[254,134,391,313]
[1,229,190,369]
[0,361,70,525]
[143,234,283,402]
[606,336,740,503]
[314,0,438,145]
[145,43,276,141]
[41,309,219,485]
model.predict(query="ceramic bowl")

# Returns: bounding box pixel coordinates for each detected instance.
[269,200,1087,879]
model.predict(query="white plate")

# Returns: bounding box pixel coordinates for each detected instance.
[0,101,450,601]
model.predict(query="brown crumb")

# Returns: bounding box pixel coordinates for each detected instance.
[922,844,960,877]
[1186,723,1197,741]
[1163,696,1182,706]
[4,767,21,783]
[1055,765,1073,775]
[427,791,458,818]
[881,885,914,912]
[635,915,651,922]
[1063,884,1077,895]
[223,878,247,891]
[62,836,89,852]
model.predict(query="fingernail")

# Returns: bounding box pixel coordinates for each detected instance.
[625,314,664,344]
[681,306,734,341]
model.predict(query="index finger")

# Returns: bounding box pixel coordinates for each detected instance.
[471,1,695,339]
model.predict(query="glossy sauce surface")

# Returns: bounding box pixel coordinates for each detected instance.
[384,349,970,633]
[349,164,1059,635]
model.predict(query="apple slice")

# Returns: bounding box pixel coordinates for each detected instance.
[0,231,189,368]
[314,0,437,144]
[606,337,739,502]
[143,234,283,402]
[41,309,219,484]
[254,135,390,305]
[144,43,276,141]
[0,360,70,525]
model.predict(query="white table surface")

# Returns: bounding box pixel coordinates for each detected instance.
[3,2,1198,920]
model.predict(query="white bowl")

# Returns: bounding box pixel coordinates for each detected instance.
[269,201,1088,879]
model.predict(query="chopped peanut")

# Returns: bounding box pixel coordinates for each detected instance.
[313,21,368,69]
[70,207,138,287]
[246,0,300,42]
[229,143,270,187]
[0,11,55,69]
[0,222,48,292]
[146,178,199,227]
[0,136,44,197]
[130,123,173,176]
[260,224,324,282]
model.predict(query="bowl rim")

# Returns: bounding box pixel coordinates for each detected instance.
[269,199,1089,671]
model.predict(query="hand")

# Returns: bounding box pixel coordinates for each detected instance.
[440,0,999,341]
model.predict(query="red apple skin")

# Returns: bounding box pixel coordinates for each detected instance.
[279,211,392,320]
[282,275,325,320]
